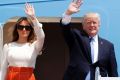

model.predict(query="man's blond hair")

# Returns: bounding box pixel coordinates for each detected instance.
[82,12,100,23]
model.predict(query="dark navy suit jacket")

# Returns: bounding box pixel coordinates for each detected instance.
[60,21,118,80]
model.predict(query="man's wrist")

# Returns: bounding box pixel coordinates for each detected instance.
[65,10,73,16]
[62,13,71,25]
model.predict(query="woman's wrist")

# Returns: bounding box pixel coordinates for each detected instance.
[28,15,36,20]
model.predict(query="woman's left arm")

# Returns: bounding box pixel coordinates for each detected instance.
[25,3,45,54]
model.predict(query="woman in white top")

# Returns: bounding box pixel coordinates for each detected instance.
[0,3,45,80]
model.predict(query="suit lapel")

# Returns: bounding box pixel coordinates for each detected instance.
[77,30,92,63]
[98,37,104,61]
[84,37,92,63]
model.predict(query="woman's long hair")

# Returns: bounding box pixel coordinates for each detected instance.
[12,17,36,43]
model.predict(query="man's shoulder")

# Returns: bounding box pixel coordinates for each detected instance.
[99,37,113,46]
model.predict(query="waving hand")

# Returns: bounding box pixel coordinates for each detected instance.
[25,3,36,19]
[65,0,83,15]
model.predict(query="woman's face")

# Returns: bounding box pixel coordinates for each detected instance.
[17,20,31,39]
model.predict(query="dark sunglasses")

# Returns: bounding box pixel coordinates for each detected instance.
[17,25,32,31]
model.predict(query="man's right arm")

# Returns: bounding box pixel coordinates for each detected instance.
[62,0,83,25]
[60,15,75,47]
[60,0,83,47]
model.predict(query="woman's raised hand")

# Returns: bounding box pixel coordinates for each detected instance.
[25,3,35,18]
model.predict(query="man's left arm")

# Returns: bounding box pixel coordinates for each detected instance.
[107,44,118,77]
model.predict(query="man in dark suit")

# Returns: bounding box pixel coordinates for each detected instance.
[60,0,118,80]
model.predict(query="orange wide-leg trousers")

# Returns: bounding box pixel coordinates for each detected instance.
[5,66,35,80]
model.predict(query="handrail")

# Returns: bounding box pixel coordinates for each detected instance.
[0,0,65,6]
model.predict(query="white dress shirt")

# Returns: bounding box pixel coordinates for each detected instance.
[86,35,98,80]
[90,35,99,63]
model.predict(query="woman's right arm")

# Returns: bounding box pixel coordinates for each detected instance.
[24,3,45,55]
[0,44,9,80]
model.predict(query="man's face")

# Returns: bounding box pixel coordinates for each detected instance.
[82,15,100,37]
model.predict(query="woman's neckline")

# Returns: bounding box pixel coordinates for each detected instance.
[13,42,29,45]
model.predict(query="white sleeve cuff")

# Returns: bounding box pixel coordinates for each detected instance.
[32,19,42,28]
[62,13,71,25]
